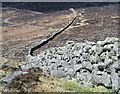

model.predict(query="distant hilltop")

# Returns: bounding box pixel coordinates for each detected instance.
[2,2,118,13]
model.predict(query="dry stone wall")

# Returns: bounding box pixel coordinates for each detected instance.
[23,37,120,93]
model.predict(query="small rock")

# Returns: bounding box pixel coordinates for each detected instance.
[0,63,7,69]
[49,82,54,85]
[78,83,94,88]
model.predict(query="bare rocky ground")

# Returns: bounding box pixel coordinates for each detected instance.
[0,3,119,92]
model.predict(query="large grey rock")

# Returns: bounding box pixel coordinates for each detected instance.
[63,61,69,72]
[79,69,92,83]
[83,44,91,52]
[105,37,119,44]
[49,58,59,63]
[50,64,57,70]
[118,71,120,77]
[93,64,99,70]
[73,50,80,57]
[96,46,103,55]
[110,61,119,69]
[91,74,102,85]
[96,71,104,75]
[102,72,112,87]
[111,71,119,92]
[89,54,100,64]
[74,64,83,72]
[69,59,76,68]
[111,56,118,62]
[50,70,66,77]
[100,52,108,60]
[79,56,85,62]
[66,41,75,49]
[91,45,97,51]
[55,59,63,67]
[63,54,70,60]
[54,54,62,60]
[0,71,28,83]
[66,68,75,78]
[82,52,89,60]
[104,58,113,67]
[71,45,78,52]
[56,50,64,55]
[107,44,114,50]
[97,62,105,71]
[61,46,68,53]
[36,58,42,64]
[82,61,93,71]
[97,41,106,46]
[118,90,120,94]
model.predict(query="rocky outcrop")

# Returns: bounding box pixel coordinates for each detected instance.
[23,37,120,93]
[0,37,119,93]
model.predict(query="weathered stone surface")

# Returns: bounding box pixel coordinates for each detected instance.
[82,61,93,71]
[73,50,80,57]
[50,70,66,77]
[89,54,99,64]
[63,61,69,72]
[74,64,82,72]
[102,72,112,87]
[69,59,76,68]
[63,54,70,60]
[104,58,113,67]
[66,68,75,78]
[110,61,119,69]
[79,72,92,83]
[50,64,57,70]
[56,50,64,55]
[0,71,28,83]
[111,71,119,92]
[98,63,105,71]
[91,74,102,85]
[82,52,89,60]
[96,71,104,75]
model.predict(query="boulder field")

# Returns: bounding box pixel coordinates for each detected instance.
[24,37,120,93]
[1,37,120,93]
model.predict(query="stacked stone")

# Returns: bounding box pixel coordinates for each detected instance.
[24,37,120,93]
